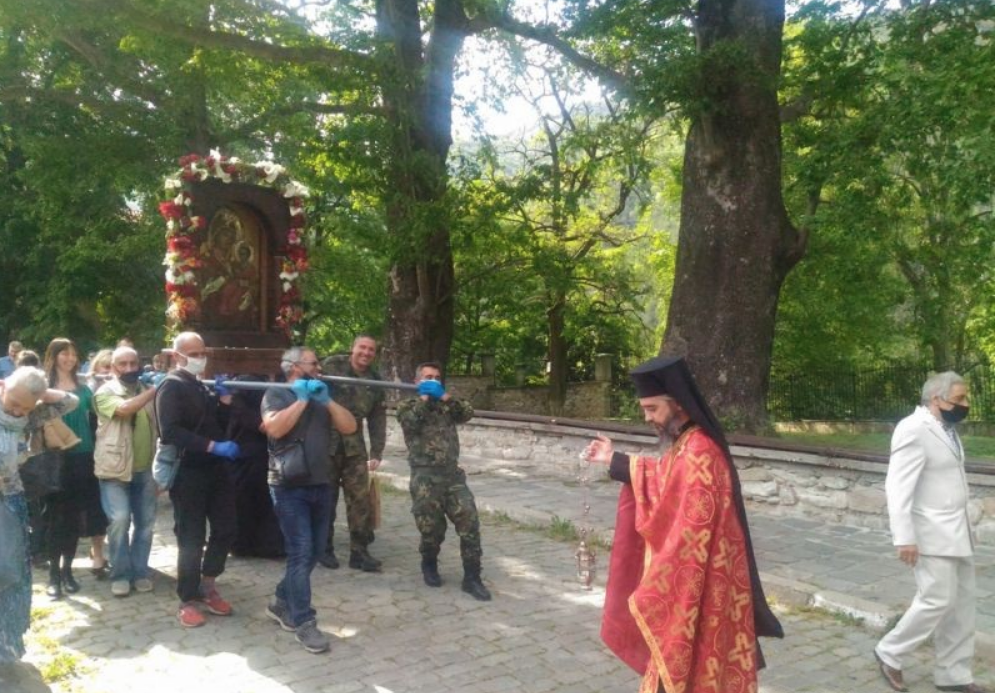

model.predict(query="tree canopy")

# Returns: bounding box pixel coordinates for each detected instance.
[0,0,991,426]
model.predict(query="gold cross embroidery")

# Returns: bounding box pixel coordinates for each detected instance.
[731,632,755,670]
[700,657,721,693]
[686,450,715,484]
[711,537,731,571]
[670,604,700,639]
[679,528,711,564]
[729,586,750,623]
[651,562,674,594]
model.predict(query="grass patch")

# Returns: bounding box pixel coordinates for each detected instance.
[779,603,866,628]
[27,592,89,686]
[774,431,995,461]
[482,509,611,551]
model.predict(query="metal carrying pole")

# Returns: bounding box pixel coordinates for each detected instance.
[200,375,419,393]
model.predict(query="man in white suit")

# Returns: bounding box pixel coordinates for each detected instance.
[874,371,988,693]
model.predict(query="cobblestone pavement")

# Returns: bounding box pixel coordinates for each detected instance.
[6,451,993,693]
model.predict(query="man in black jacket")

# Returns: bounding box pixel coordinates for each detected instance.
[156,331,241,629]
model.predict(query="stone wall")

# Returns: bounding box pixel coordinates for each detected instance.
[445,379,612,419]
[385,412,995,544]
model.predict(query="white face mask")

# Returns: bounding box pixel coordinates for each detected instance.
[181,356,207,376]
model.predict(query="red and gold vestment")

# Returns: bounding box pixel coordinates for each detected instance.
[602,427,761,693]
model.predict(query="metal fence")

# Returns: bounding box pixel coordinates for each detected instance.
[768,363,995,422]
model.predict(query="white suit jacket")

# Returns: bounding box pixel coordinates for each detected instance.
[885,406,973,557]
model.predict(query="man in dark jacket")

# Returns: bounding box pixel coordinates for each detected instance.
[156,331,241,629]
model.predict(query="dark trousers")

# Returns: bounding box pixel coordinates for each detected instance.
[43,490,80,571]
[169,462,237,602]
[327,451,374,552]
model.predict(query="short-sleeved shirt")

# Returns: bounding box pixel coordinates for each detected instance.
[62,383,95,453]
[261,386,334,487]
[95,389,154,472]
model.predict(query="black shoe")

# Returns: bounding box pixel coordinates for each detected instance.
[421,558,442,588]
[46,577,62,599]
[461,574,492,601]
[349,549,382,573]
[61,569,80,594]
[317,551,340,570]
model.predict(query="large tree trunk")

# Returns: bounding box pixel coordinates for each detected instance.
[376,0,465,382]
[547,293,567,415]
[662,0,804,432]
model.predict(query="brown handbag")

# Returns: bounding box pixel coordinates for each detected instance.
[43,418,82,451]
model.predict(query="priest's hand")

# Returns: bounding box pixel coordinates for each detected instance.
[896,544,918,567]
[583,435,613,465]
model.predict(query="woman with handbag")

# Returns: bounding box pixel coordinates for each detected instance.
[42,339,109,597]
[0,367,78,664]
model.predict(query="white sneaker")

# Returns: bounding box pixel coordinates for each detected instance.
[134,578,154,593]
[111,580,131,597]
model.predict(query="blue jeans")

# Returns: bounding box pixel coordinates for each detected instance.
[99,470,157,583]
[270,484,332,627]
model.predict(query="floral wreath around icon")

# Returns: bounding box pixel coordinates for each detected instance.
[158,150,309,335]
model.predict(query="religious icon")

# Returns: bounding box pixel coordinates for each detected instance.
[198,207,262,330]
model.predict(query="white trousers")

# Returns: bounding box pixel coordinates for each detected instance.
[875,554,976,687]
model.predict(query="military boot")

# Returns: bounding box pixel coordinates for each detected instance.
[421,557,442,587]
[348,547,382,572]
[461,561,492,601]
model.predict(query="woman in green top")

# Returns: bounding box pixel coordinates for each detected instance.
[42,338,109,597]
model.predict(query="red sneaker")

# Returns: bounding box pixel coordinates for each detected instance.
[199,589,232,616]
[178,603,206,628]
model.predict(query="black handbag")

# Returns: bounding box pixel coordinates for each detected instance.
[19,449,65,499]
[270,439,310,485]
[269,404,312,486]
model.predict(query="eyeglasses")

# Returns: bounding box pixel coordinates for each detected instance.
[181,351,207,359]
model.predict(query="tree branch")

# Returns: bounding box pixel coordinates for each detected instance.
[474,12,628,93]
[81,0,377,73]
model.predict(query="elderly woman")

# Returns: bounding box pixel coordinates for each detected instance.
[0,367,78,663]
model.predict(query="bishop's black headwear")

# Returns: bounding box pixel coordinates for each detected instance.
[630,355,730,456]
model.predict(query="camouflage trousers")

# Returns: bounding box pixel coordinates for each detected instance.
[408,466,482,564]
[328,452,375,552]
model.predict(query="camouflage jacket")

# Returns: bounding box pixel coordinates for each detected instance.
[322,354,387,459]
[395,396,473,469]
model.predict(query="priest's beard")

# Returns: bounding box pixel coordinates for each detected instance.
[655,417,686,451]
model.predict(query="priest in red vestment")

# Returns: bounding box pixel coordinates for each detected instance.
[584,356,783,693]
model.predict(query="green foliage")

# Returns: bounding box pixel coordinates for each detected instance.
[777,1,995,373]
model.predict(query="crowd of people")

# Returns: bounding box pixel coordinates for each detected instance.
[2,331,989,692]
[0,331,493,662]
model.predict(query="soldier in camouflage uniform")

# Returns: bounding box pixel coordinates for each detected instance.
[319,335,386,572]
[396,361,491,601]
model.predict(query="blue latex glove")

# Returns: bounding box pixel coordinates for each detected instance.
[307,379,331,405]
[212,440,240,460]
[152,372,168,388]
[292,378,312,402]
[214,375,232,398]
[139,372,154,387]
[417,380,445,400]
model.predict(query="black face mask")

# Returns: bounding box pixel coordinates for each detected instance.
[119,370,141,385]
[940,404,969,424]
